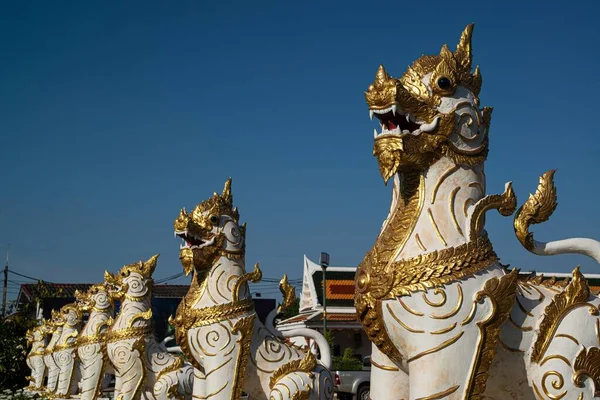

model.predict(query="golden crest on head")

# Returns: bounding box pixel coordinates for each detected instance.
[116,254,160,280]
[366,23,481,114]
[177,178,240,233]
[104,270,119,286]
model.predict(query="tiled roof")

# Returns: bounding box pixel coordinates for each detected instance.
[18,283,190,302]
[279,312,358,326]
[284,314,311,323]
[311,271,355,307]
[310,313,357,322]
[326,280,355,300]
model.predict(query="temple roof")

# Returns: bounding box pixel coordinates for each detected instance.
[299,255,356,312]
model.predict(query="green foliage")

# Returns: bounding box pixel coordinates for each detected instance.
[0,280,65,391]
[18,280,66,315]
[323,329,335,349]
[332,347,363,371]
[278,298,300,320]
[0,315,38,391]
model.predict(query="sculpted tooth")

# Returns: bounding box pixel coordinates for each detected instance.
[406,114,412,122]
[370,110,374,121]
[391,105,397,115]
[402,129,410,134]
[420,117,440,132]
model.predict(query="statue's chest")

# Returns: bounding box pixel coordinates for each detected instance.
[381,265,504,361]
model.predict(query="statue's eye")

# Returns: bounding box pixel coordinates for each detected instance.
[209,216,219,224]
[437,77,452,91]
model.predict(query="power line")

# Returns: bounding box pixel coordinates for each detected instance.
[7,269,43,282]
[155,272,186,284]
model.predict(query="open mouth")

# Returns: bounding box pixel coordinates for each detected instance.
[175,230,215,250]
[371,105,439,138]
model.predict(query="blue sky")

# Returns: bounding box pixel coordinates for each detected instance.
[1,1,599,302]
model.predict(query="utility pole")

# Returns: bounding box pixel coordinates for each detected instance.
[2,245,9,318]
[319,252,330,333]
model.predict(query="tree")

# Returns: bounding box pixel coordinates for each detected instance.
[278,298,300,320]
[0,314,38,390]
[0,280,65,391]
[332,347,363,371]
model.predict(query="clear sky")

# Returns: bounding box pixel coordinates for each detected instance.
[1,1,599,303]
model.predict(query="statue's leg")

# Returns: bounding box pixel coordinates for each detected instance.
[78,344,105,400]
[45,356,60,393]
[176,365,194,400]
[32,356,46,391]
[25,356,33,390]
[316,365,334,400]
[54,350,75,396]
[152,365,193,400]
[270,372,314,400]
[153,370,179,400]
[108,338,145,400]
[114,369,123,399]
[187,314,255,400]
[380,271,517,400]
[369,345,408,400]
[192,367,206,400]
[528,303,600,400]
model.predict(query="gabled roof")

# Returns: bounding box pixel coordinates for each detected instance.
[299,256,355,312]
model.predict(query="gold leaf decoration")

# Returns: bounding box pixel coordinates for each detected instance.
[232,314,256,400]
[269,350,317,390]
[531,267,594,363]
[467,270,519,399]
[454,23,474,72]
[373,135,404,184]
[364,64,399,110]
[388,233,497,297]
[291,385,312,400]
[232,263,262,302]
[514,170,558,251]
[127,309,153,329]
[469,182,517,241]
[277,274,297,314]
[400,66,431,103]
[355,171,423,365]
[573,346,600,396]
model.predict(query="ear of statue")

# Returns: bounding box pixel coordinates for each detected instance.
[143,254,159,277]
[222,177,233,206]
[455,23,474,71]
[439,44,455,62]
[104,271,118,286]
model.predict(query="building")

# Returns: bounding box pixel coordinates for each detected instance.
[277,256,370,359]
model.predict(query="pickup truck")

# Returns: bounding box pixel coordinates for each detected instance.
[334,356,371,400]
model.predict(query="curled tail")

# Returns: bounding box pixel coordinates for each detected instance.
[514,170,600,264]
[266,275,332,370]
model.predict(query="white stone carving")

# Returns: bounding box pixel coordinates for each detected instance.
[171,179,333,400]
[104,255,194,400]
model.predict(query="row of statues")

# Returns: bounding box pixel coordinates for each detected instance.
[23,179,333,400]
[24,22,600,399]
